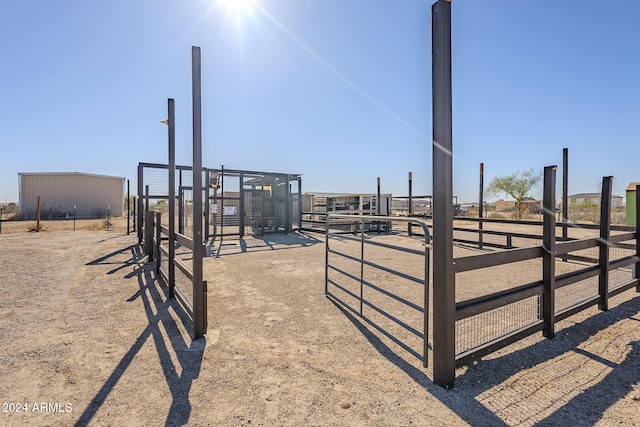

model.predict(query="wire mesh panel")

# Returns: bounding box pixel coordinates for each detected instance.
[609,267,634,292]
[555,276,599,314]
[455,295,541,358]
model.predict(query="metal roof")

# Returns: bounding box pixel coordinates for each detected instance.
[18,171,125,181]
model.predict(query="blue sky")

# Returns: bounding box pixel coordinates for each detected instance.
[1,0,639,205]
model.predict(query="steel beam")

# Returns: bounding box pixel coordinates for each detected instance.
[562,148,568,261]
[431,0,455,389]
[479,163,484,249]
[168,98,176,298]
[192,46,206,339]
[542,166,557,338]
[598,176,613,311]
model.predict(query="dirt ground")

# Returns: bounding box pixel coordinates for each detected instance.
[1,220,639,426]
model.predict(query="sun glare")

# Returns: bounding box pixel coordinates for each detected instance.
[219,0,254,15]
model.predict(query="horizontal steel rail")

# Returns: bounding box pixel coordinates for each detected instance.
[455,281,543,321]
[454,246,543,273]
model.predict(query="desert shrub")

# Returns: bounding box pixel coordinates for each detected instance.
[92,208,107,219]
[569,200,600,224]
[27,223,47,232]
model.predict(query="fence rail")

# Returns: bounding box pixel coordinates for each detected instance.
[451,175,639,371]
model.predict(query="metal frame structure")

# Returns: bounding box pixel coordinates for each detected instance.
[137,163,301,242]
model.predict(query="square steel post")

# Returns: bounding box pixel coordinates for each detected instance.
[562,148,568,261]
[542,166,557,338]
[168,98,176,298]
[127,179,130,235]
[432,0,455,389]
[192,46,206,339]
[239,172,245,237]
[178,170,184,235]
[155,211,161,273]
[285,174,291,233]
[479,163,484,249]
[137,164,144,243]
[408,172,413,235]
[298,177,303,230]
[598,176,613,311]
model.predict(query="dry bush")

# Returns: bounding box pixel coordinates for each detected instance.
[27,223,47,232]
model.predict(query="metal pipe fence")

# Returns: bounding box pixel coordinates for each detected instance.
[325,214,431,367]
[450,175,639,372]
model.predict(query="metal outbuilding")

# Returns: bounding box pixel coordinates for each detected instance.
[18,172,125,219]
[627,182,640,226]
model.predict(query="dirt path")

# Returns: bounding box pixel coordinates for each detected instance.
[0,229,639,426]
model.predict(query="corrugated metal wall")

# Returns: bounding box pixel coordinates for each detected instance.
[19,173,125,218]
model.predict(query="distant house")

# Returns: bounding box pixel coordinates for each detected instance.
[495,198,541,213]
[626,182,640,226]
[569,193,624,208]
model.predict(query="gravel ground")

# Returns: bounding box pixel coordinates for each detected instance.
[0,224,639,426]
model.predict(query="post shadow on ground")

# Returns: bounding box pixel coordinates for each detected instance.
[76,244,205,427]
[329,295,640,426]
[208,230,323,257]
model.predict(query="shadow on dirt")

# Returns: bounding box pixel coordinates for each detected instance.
[207,230,322,257]
[330,295,640,426]
[77,244,204,426]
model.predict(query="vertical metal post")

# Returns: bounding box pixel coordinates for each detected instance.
[127,179,130,235]
[133,196,136,232]
[74,205,76,231]
[168,98,176,298]
[376,177,381,215]
[542,166,557,338]
[178,170,184,235]
[155,211,161,273]
[0,205,3,234]
[360,216,365,315]
[408,172,413,235]
[205,171,210,240]
[285,174,291,233]
[479,163,484,249]
[146,211,154,261]
[324,217,329,295]
[145,185,150,253]
[137,164,144,243]
[192,46,206,339]
[239,172,245,238]
[298,177,303,230]
[598,176,613,311]
[423,227,431,368]
[431,0,455,390]
[36,195,41,232]
[562,148,568,261]
[220,165,225,241]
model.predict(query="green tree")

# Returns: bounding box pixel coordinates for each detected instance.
[486,169,542,220]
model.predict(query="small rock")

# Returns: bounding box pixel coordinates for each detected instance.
[341,403,351,409]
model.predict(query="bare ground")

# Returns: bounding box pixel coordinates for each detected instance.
[0,223,639,426]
